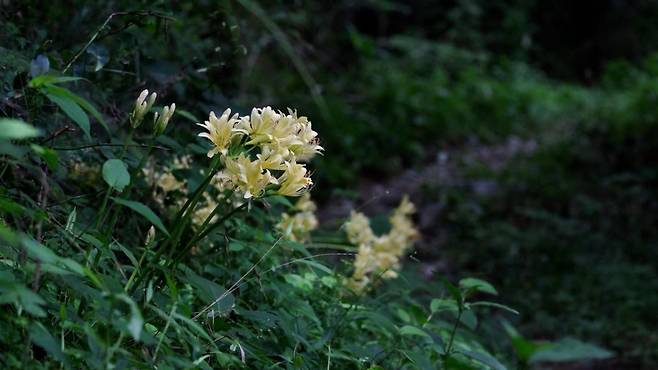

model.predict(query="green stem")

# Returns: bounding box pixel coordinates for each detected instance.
[170,202,248,266]
[95,188,112,229]
[444,302,464,364]
[124,240,154,292]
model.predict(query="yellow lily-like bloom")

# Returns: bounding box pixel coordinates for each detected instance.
[197,109,242,158]
[289,113,323,162]
[256,145,287,171]
[130,89,157,128]
[237,106,280,145]
[276,161,312,197]
[224,154,276,198]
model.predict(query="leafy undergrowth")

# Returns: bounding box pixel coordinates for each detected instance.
[435,69,658,367]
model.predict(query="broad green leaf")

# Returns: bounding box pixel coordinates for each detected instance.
[0,119,42,139]
[46,93,90,138]
[431,298,459,313]
[458,349,507,370]
[399,325,431,339]
[44,84,109,134]
[30,144,58,170]
[441,277,463,303]
[469,301,518,315]
[0,140,29,158]
[175,108,200,123]
[102,159,130,192]
[459,277,498,296]
[110,197,168,235]
[186,271,234,314]
[29,74,83,87]
[114,294,143,341]
[0,284,46,316]
[501,320,551,362]
[30,322,67,363]
[529,338,614,363]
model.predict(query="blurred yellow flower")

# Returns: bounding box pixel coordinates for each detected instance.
[346,195,419,292]
[276,193,318,242]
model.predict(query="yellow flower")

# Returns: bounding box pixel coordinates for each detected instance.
[237,106,280,145]
[294,193,317,213]
[256,145,287,171]
[197,109,241,158]
[276,194,319,242]
[289,115,323,162]
[276,161,312,197]
[224,154,276,198]
[345,196,419,292]
[158,172,185,193]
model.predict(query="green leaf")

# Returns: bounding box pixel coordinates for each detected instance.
[175,109,200,123]
[459,277,498,296]
[529,338,614,363]
[441,277,463,303]
[0,119,42,139]
[30,144,59,170]
[431,298,459,313]
[399,325,432,339]
[469,301,518,315]
[114,294,143,341]
[46,93,91,138]
[110,197,169,235]
[458,349,507,370]
[29,74,83,87]
[186,271,234,315]
[0,284,47,317]
[29,322,67,363]
[44,84,109,134]
[102,159,130,192]
[501,320,551,362]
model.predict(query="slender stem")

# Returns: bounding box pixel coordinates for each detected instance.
[119,127,136,159]
[95,188,112,229]
[444,302,464,364]
[52,143,169,151]
[169,202,248,265]
[62,11,175,73]
[124,240,154,292]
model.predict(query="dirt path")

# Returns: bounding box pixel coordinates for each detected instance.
[317,136,537,279]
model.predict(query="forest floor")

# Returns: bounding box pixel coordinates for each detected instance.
[317,136,630,370]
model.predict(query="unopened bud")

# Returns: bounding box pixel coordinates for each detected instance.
[153,103,175,136]
[130,89,157,128]
[145,225,155,246]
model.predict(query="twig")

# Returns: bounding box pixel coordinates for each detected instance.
[40,125,73,144]
[63,11,176,73]
[52,143,170,151]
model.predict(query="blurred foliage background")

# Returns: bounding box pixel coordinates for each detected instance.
[2,0,657,368]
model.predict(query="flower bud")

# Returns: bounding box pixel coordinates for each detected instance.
[153,103,175,136]
[145,225,155,246]
[130,89,157,128]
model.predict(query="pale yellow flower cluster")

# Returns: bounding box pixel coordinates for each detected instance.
[197,107,322,199]
[345,196,419,292]
[276,193,318,242]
